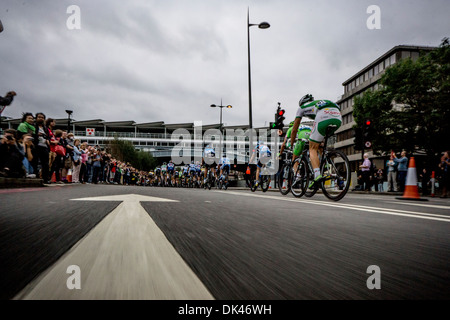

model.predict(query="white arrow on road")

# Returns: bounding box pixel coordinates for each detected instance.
[14,194,214,300]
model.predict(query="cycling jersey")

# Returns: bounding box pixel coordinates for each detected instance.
[204,147,215,158]
[219,157,231,167]
[167,162,175,172]
[257,145,271,158]
[286,125,310,149]
[296,100,342,143]
[161,165,167,172]
[293,126,312,156]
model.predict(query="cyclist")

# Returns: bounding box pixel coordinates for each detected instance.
[218,154,231,184]
[161,162,168,186]
[173,167,180,187]
[202,144,216,184]
[155,166,161,186]
[167,160,175,186]
[188,160,197,184]
[279,121,295,156]
[290,94,342,189]
[249,141,271,188]
[195,160,202,184]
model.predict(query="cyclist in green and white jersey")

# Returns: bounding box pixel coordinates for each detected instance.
[290,94,342,189]
[279,121,311,159]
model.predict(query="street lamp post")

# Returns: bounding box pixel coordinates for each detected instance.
[65,109,73,133]
[247,8,270,154]
[210,99,232,155]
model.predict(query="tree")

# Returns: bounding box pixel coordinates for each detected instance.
[108,137,156,171]
[353,38,450,163]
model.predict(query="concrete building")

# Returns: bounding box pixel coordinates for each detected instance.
[335,45,436,171]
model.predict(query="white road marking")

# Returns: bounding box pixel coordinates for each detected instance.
[14,194,214,300]
[218,191,450,223]
[385,201,450,210]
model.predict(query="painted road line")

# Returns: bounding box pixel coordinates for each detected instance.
[385,201,450,210]
[218,191,450,223]
[14,194,214,300]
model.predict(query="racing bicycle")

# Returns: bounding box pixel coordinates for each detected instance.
[290,125,351,201]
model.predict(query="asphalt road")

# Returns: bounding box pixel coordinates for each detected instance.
[1,184,449,300]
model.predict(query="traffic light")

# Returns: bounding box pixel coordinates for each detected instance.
[274,106,285,130]
[269,103,285,130]
[363,118,373,149]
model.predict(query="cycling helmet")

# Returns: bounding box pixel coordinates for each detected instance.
[289,121,295,128]
[299,94,314,106]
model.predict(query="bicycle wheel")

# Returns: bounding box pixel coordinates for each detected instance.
[223,172,228,190]
[320,150,351,201]
[278,163,292,195]
[261,175,270,192]
[291,159,308,198]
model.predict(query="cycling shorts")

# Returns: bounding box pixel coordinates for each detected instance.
[221,164,230,174]
[309,107,342,143]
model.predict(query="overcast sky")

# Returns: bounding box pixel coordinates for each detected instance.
[1,0,449,128]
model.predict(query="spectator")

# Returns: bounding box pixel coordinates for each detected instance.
[386,153,398,192]
[376,168,384,192]
[46,118,58,175]
[92,148,102,184]
[393,151,408,192]
[102,151,110,183]
[79,142,88,184]
[17,132,35,178]
[61,131,74,183]
[359,153,372,191]
[439,151,449,198]
[33,112,51,183]
[71,139,82,183]
[0,129,25,178]
[17,112,36,135]
[49,129,64,184]
[419,168,430,196]
[0,91,17,106]
[84,146,94,183]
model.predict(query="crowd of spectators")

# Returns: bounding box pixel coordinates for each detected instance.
[0,112,151,186]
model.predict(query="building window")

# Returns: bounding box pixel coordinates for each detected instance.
[374,65,379,75]
[411,51,419,60]
[369,68,373,78]
[379,61,384,72]
[390,53,396,65]
[401,51,411,59]
[385,57,390,68]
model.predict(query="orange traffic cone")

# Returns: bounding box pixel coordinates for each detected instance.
[67,169,72,183]
[396,157,428,201]
[51,172,56,183]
